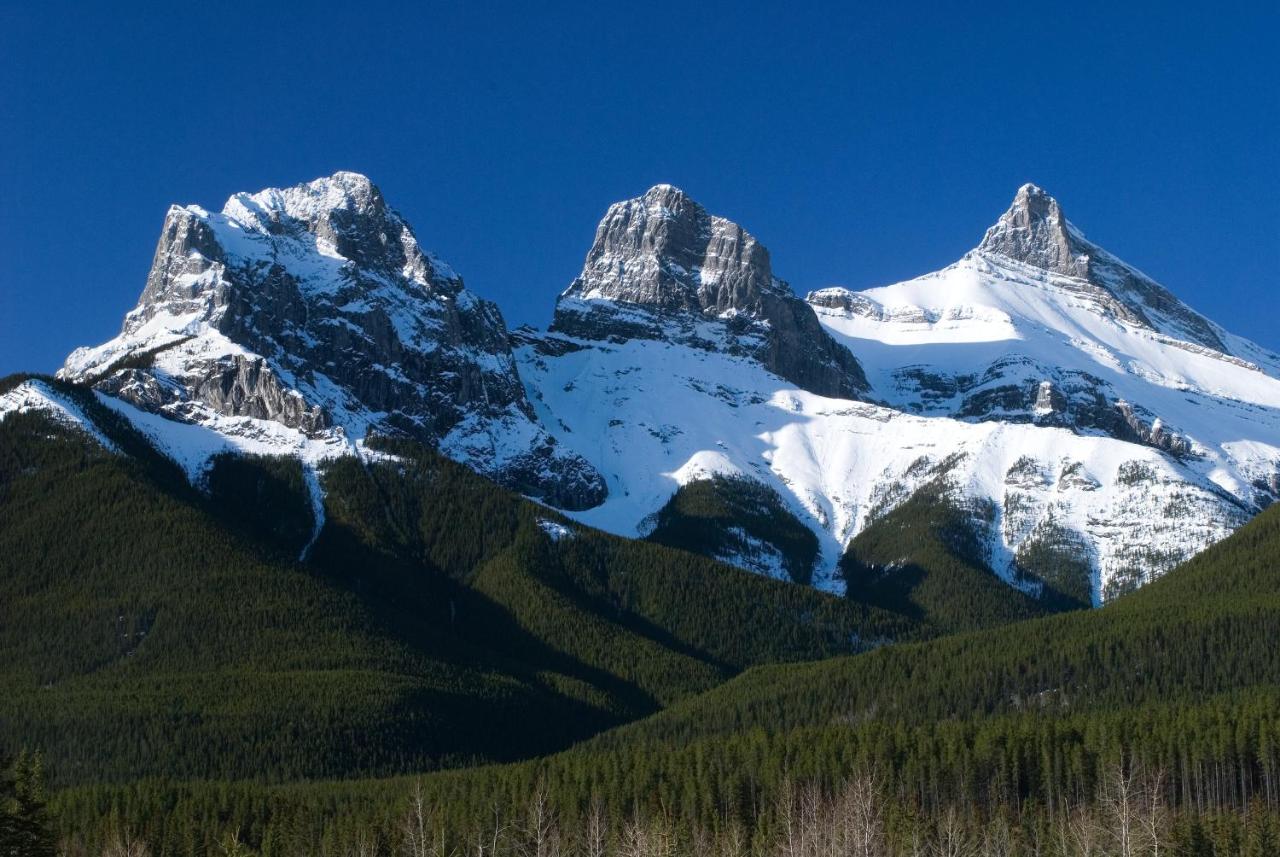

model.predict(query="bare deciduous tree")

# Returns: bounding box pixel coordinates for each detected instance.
[1055,803,1102,857]
[837,769,887,857]
[520,782,560,857]
[982,815,1012,857]
[100,830,151,857]
[932,806,973,857]
[715,821,747,857]
[1099,760,1141,857]
[473,804,507,857]
[1138,766,1169,857]
[582,797,608,857]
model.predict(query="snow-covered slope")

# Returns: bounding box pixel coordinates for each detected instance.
[0,379,118,452]
[517,184,1276,601]
[809,186,1280,509]
[59,172,606,509]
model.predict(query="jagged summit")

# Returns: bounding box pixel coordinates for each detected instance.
[563,183,777,315]
[61,172,607,510]
[978,183,1088,279]
[220,171,452,287]
[552,185,869,399]
[974,183,1228,351]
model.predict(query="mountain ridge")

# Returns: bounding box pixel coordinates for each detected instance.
[37,172,1280,604]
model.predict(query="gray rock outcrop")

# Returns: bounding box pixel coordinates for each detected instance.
[553,185,869,399]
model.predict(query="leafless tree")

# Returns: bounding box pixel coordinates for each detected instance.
[403,780,443,857]
[932,806,973,857]
[715,820,747,857]
[837,769,887,857]
[775,777,799,857]
[1099,760,1140,857]
[581,797,608,857]
[1054,803,1101,857]
[100,830,151,857]
[473,804,507,857]
[981,815,1013,857]
[1137,766,1169,857]
[520,782,560,857]
[797,781,825,857]
[617,811,674,857]
[900,825,927,857]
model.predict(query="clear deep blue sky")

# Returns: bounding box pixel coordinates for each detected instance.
[2,2,1277,374]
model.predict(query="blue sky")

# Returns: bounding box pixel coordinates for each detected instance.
[2,2,1276,374]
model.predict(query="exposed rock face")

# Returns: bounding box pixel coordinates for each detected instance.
[61,172,606,510]
[979,183,1090,280]
[553,185,869,399]
[979,184,1228,352]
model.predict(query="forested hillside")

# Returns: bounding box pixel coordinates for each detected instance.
[0,375,912,787]
[36,492,1280,855]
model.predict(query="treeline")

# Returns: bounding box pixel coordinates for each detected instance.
[840,472,1060,633]
[46,760,1280,856]
[36,688,1280,855]
[645,475,821,586]
[590,499,1280,753]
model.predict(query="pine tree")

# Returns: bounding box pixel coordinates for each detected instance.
[1245,805,1280,857]
[0,751,53,857]
[0,754,18,856]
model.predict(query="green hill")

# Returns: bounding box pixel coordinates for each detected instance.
[0,375,912,786]
[40,498,1280,854]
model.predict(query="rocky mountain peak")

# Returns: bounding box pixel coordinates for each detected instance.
[62,172,607,510]
[978,183,1090,278]
[976,184,1229,352]
[220,171,445,288]
[553,186,868,399]
[566,184,775,315]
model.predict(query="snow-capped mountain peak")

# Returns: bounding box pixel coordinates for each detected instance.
[47,174,1280,607]
[978,182,1085,278]
[977,183,1230,354]
[564,182,776,314]
[519,183,1280,601]
[60,171,606,510]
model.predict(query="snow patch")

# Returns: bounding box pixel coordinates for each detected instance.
[537,519,574,541]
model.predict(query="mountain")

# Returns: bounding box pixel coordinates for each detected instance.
[40,173,1280,604]
[58,172,605,510]
[520,184,1280,601]
[810,184,1280,458]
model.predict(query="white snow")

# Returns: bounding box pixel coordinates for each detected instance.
[537,519,574,541]
[715,527,790,581]
[515,240,1280,601]
[44,174,1280,607]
